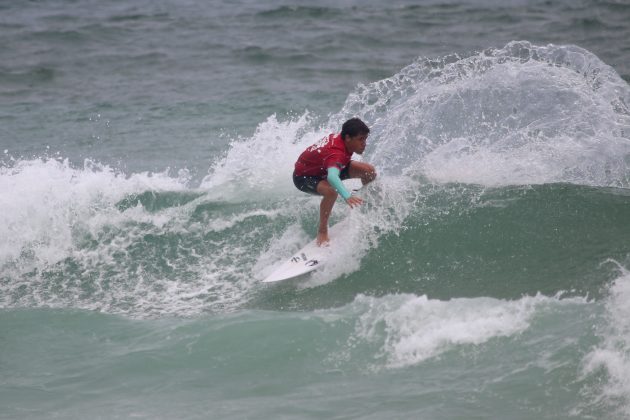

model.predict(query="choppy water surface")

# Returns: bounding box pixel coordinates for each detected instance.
[2,0,630,419]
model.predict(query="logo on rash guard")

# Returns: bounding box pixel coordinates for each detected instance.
[307,134,333,152]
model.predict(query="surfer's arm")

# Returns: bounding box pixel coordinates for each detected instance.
[326,167,352,200]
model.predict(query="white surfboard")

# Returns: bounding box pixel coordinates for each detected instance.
[261,222,345,283]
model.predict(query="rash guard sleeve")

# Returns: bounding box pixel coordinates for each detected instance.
[327,167,352,200]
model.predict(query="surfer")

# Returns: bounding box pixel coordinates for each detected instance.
[293,117,377,246]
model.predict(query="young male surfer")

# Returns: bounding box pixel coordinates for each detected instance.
[293,117,377,246]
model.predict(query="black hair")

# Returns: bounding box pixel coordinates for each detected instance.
[341,117,370,139]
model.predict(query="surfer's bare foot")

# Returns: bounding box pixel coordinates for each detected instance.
[316,232,330,247]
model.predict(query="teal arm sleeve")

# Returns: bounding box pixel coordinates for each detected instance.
[327,167,352,200]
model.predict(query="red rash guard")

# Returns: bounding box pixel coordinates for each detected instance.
[294,134,352,177]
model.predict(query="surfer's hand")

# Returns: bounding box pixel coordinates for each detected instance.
[346,196,363,208]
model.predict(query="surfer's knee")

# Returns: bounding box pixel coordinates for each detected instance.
[362,164,377,183]
[350,161,377,183]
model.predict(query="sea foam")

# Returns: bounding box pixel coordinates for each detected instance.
[348,292,587,369]
[336,41,630,188]
[582,263,630,416]
[0,158,189,271]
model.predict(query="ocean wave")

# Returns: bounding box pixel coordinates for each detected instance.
[343,292,589,369]
[3,42,630,319]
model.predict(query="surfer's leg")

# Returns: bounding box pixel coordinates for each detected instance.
[347,161,377,185]
[315,180,338,246]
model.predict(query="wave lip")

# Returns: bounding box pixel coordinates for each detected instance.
[338,41,630,188]
[199,41,630,204]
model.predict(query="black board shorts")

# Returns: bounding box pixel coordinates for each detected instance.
[293,166,351,196]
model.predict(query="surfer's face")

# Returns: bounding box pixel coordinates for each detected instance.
[346,133,368,154]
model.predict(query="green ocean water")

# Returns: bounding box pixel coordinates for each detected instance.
[2,0,630,419]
